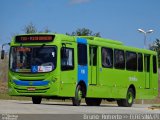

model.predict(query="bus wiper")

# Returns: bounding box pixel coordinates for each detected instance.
[40,44,46,48]
[38,44,46,51]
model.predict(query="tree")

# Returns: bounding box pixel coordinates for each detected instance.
[23,23,37,34]
[23,23,51,34]
[66,28,101,37]
[150,38,160,67]
[43,28,50,33]
[39,27,51,33]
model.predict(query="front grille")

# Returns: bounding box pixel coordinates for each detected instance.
[13,80,49,86]
[20,79,44,81]
[15,87,50,93]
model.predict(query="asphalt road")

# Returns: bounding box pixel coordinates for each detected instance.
[0,100,159,120]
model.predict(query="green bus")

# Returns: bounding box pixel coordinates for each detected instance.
[1,34,158,107]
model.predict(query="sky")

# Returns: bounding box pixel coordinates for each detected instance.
[0,0,160,48]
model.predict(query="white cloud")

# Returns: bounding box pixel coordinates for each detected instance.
[70,0,92,5]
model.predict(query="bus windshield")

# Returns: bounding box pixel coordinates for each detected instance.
[9,46,57,73]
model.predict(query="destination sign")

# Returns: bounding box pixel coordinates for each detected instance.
[15,35,55,43]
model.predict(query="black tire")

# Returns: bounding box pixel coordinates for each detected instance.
[117,99,124,106]
[32,96,42,104]
[85,98,93,106]
[117,88,135,107]
[72,85,82,106]
[85,98,102,106]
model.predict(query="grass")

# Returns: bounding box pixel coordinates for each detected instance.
[0,93,31,100]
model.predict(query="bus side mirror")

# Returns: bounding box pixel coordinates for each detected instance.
[1,42,10,60]
[1,50,5,59]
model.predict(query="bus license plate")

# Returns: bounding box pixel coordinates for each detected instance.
[27,87,36,91]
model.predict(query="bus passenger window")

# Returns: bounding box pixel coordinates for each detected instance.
[153,56,157,73]
[61,48,74,70]
[138,53,143,72]
[102,47,113,68]
[126,51,137,71]
[114,49,125,69]
[78,44,87,65]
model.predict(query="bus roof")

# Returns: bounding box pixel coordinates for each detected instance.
[12,33,157,55]
[79,36,123,45]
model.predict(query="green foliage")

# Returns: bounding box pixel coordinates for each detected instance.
[150,39,160,67]
[43,28,50,33]
[66,28,101,37]
[23,23,37,34]
[39,27,51,33]
[23,23,51,34]
[23,24,100,37]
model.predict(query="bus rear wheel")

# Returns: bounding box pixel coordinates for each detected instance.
[85,98,102,106]
[32,96,42,104]
[117,88,134,107]
[72,85,82,106]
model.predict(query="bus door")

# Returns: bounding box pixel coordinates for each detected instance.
[90,46,97,85]
[77,40,88,87]
[60,43,76,96]
[144,55,150,89]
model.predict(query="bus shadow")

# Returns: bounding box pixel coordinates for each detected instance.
[16,101,73,106]
[41,103,118,107]
[42,103,73,106]
[16,101,118,107]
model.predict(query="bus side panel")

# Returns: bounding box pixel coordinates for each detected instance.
[107,69,128,99]
[87,68,128,99]
[86,85,112,98]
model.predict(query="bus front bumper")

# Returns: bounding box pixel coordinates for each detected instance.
[8,80,59,97]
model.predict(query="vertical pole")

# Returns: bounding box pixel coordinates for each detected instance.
[142,33,147,104]
[144,33,147,49]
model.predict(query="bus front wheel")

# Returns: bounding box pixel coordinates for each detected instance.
[72,85,82,106]
[117,88,134,107]
[32,96,42,104]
